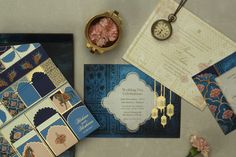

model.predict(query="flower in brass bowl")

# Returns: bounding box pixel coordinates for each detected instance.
[85,10,122,54]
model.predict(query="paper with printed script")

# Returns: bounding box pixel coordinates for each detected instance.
[123,0,236,110]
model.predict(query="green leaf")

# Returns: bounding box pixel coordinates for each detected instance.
[186,147,200,157]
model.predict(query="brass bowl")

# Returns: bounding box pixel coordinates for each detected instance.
[85,10,122,54]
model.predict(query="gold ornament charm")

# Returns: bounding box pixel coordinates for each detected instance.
[156,96,166,112]
[167,91,175,119]
[151,108,158,121]
[161,115,167,128]
[152,81,175,127]
[167,103,174,119]
[156,85,166,112]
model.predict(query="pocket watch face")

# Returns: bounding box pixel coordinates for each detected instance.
[151,20,172,41]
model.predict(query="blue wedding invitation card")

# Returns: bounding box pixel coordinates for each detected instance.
[84,64,181,138]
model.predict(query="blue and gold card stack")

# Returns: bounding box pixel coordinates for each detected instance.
[0,43,99,157]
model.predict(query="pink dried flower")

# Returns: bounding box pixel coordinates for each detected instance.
[197,84,205,93]
[187,135,210,157]
[88,17,118,47]
[198,63,210,71]
[180,74,189,83]
[223,110,234,119]
[209,105,217,113]
[210,88,221,98]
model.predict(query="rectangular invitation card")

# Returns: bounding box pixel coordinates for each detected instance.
[123,0,236,110]
[193,52,236,135]
[84,64,181,138]
[0,43,99,156]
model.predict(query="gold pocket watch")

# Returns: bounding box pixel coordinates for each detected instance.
[151,15,176,41]
[151,0,188,41]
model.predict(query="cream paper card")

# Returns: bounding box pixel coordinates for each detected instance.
[123,0,236,110]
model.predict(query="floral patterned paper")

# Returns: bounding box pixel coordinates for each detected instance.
[0,136,17,157]
[2,91,26,117]
[10,124,33,143]
[193,52,236,134]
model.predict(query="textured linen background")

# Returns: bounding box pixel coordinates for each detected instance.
[0,0,236,156]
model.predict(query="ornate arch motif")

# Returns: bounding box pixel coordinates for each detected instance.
[1,51,16,63]
[0,46,11,55]
[15,44,30,53]
[33,108,57,127]
[17,82,41,107]
[31,72,56,97]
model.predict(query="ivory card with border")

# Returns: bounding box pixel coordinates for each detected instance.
[123,0,236,110]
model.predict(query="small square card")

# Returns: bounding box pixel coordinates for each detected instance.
[84,64,181,137]
[193,52,236,134]
[1,115,54,157]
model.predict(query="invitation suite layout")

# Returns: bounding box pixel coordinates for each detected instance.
[123,0,236,110]
[193,52,236,134]
[84,64,181,137]
[0,44,99,157]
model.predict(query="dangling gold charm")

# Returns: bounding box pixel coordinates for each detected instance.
[151,108,158,121]
[156,85,166,112]
[161,114,167,128]
[152,81,175,127]
[156,96,166,112]
[167,104,174,119]
[167,91,175,119]
[152,81,159,121]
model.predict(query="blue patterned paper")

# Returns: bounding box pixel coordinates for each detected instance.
[0,46,49,92]
[193,52,236,134]
[84,64,181,138]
